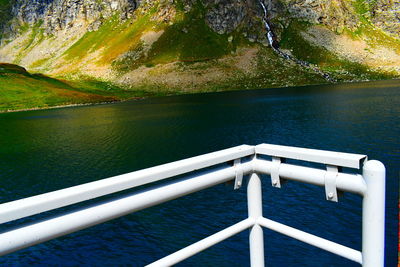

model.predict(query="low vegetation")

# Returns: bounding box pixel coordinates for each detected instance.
[280,21,398,81]
[0,63,120,112]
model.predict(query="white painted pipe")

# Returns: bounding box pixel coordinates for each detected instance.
[0,145,255,224]
[147,218,255,267]
[0,163,254,256]
[257,217,362,264]
[253,158,367,195]
[362,160,385,267]
[247,172,265,267]
[255,143,367,169]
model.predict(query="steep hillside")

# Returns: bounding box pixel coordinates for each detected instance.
[0,0,399,110]
[0,63,124,112]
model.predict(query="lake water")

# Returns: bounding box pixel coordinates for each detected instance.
[0,80,398,266]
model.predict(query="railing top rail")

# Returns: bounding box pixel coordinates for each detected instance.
[0,144,369,225]
[255,144,367,169]
[0,145,254,224]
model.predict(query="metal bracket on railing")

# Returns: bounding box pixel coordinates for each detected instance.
[324,165,339,202]
[234,159,244,190]
[271,157,283,188]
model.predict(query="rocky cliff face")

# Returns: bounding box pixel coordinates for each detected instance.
[280,0,360,32]
[372,0,400,37]
[3,0,138,38]
[203,0,248,34]
[2,0,265,42]
[3,0,399,44]
[3,0,400,41]
[279,0,400,36]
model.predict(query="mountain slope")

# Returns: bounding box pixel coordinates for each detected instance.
[0,63,121,112]
[0,0,399,111]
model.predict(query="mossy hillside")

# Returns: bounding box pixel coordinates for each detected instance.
[145,1,235,64]
[349,0,400,50]
[280,21,397,81]
[67,77,160,98]
[63,13,154,63]
[118,44,327,94]
[346,17,400,54]
[0,63,117,112]
[360,26,400,53]
[14,20,46,64]
[114,0,246,73]
[59,0,246,74]
[61,3,167,71]
[30,56,52,69]
[23,20,45,50]
[208,49,326,92]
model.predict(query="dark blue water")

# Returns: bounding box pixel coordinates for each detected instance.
[0,80,398,266]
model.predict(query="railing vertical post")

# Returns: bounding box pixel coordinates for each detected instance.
[247,172,265,267]
[362,160,386,267]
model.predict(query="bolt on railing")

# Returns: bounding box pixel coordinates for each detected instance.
[0,144,385,266]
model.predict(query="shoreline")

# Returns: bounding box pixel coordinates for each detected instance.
[0,97,146,114]
[1,78,399,114]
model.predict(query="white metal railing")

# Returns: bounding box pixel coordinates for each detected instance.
[0,144,385,266]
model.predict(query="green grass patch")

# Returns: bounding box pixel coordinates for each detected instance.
[361,26,400,52]
[63,15,124,61]
[30,57,51,69]
[13,20,46,64]
[25,20,44,48]
[0,63,118,112]
[353,0,370,16]
[18,23,31,35]
[146,1,232,64]
[63,6,160,65]
[147,18,229,63]
[67,77,158,99]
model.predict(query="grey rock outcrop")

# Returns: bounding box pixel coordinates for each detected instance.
[372,0,400,37]
[278,0,360,33]
[4,0,138,38]
[1,0,399,46]
[278,0,400,37]
[203,0,247,34]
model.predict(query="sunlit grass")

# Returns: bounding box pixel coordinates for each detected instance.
[0,63,117,112]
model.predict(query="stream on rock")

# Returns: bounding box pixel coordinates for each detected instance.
[259,0,335,82]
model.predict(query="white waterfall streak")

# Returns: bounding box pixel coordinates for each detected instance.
[258,0,335,82]
[259,1,274,47]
